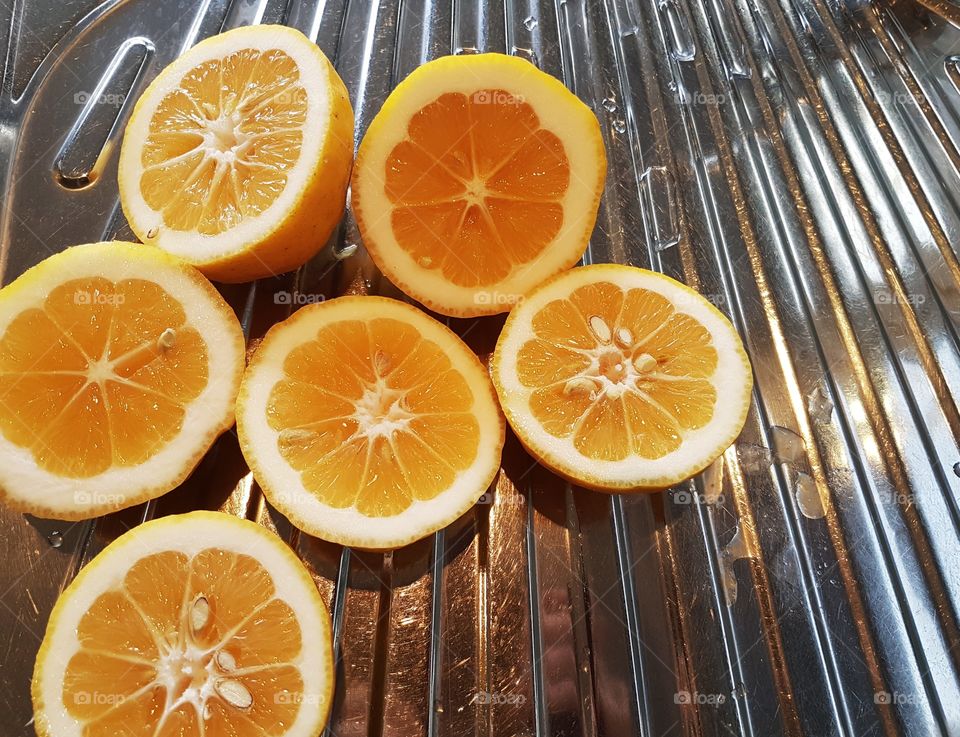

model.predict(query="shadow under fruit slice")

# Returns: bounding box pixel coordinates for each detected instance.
[31,511,333,737]
[236,295,505,549]
[0,241,245,519]
[492,264,753,491]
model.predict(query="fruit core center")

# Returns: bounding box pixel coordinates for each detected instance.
[598,351,628,383]
[159,647,212,697]
[206,114,243,154]
[355,383,412,438]
[151,595,253,715]
[561,313,662,400]
[462,177,487,205]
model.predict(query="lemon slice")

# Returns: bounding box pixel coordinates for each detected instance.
[492,264,753,490]
[119,25,354,283]
[236,296,505,549]
[0,242,245,518]
[351,53,606,316]
[32,511,333,737]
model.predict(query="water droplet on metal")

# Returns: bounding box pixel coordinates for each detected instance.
[953,461,960,478]
[807,384,833,425]
[511,46,538,65]
[47,532,63,548]
[612,119,627,133]
[702,456,724,504]
[720,524,750,605]
[334,242,358,260]
[655,239,679,252]
[738,443,772,472]
[771,425,805,464]
[795,472,824,519]
[523,15,538,30]
[602,97,618,113]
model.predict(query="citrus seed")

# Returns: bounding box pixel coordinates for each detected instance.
[158,328,177,350]
[215,650,237,672]
[190,595,210,632]
[588,315,612,343]
[632,353,657,373]
[215,678,253,709]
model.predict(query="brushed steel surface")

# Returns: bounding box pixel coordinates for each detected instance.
[0,0,959,735]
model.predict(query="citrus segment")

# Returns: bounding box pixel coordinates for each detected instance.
[0,242,244,518]
[237,296,504,549]
[352,53,606,316]
[493,265,753,490]
[120,25,354,282]
[32,511,333,737]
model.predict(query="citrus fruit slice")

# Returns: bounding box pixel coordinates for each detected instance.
[351,53,606,317]
[32,510,333,737]
[0,242,245,518]
[492,264,753,490]
[236,296,504,548]
[119,25,354,283]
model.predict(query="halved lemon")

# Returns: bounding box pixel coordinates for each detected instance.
[236,296,504,549]
[0,242,245,518]
[119,25,354,283]
[351,53,606,317]
[32,510,333,737]
[492,264,753,490]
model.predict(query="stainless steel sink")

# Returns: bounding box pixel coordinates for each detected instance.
[1,0,959,735]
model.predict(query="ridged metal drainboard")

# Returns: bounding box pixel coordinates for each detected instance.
[1,0,959,735]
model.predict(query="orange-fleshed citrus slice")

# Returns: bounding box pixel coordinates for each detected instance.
[0,242,244,518]
[236,296,504,549]
[492,264,753,490]
[351,53,606,317]
[119,25,353,283]
[32,511,333,737]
